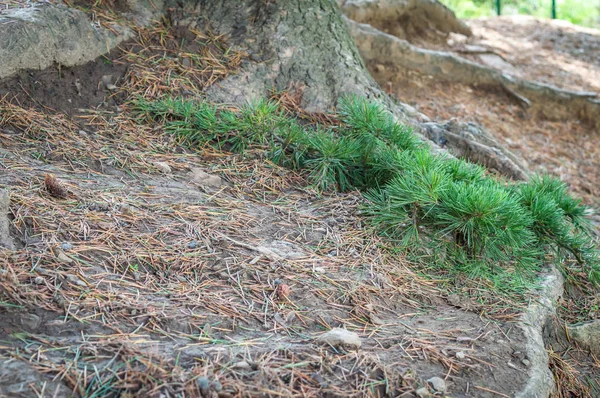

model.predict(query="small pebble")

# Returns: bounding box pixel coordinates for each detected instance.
[61,242,73,251]
[427,377,446,393]
[197,376,210,396]
[522,359,531,367]
[210,381,223,392]
[416,387,431,398]
[316,328,361,349]
[34,276,45,285]
[232,361,251,370]
[188,240,199,249]
[154,161,172,174]
[455,351,466,360]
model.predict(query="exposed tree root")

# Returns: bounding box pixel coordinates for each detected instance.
[340,0,472,40]
[422,120,529,180]
[346,18,600,129]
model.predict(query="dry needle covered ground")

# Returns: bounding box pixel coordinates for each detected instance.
[0,9,544,397]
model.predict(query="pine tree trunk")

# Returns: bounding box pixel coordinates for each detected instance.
[168,0,527,179]
[173,0,396,112]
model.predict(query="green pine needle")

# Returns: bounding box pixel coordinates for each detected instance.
[132,95,600,291]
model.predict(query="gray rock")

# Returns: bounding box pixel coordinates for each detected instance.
[455,351,466,360]
[0,189,15,250]
[232,361,251,370]
[19,313,41,330]
[416,387,431,398]
[197,376,210,396]
[568,320,600,356]
[262,240,305,259]
[101,74,114,87]
[154,161,172,174]
[210,380,222,392]
[316,328,361,349]
[426,377,446,393]
[190,168,223,188]
[0,5,130,80]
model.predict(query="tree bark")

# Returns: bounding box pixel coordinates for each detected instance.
[167,0,527,179]
[173,0,388,112]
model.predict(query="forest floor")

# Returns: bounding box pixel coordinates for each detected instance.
[370,14,600,397]
[0,5,599,398]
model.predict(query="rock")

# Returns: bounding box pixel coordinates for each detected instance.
[154,161,172,174]
[374,64,385,73]
[181,57,192,67]
[20,313,41,330]
[61,242,73,251]
[65,274,87,287]
[0,189,15,250]
[101,75,113,87]
[568,320,600,356]
[210,381,222,392]
[426,377,446,393]
[232,361,251,370]
[455,351,466,360]
[521,359,531,367]
[188,240,199,249]
[316,328,361,349]
[311,372,327,387]
[33,276,45,285]
[416,387,431,398]
[197,376,210,396]
[190,168,222,188]
[263,240,304,259]
[54,248,73,264]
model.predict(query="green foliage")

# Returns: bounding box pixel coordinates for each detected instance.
[441,0,600,27]
[133,95,600,290]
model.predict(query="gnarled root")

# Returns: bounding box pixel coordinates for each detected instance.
[346,18,600,129]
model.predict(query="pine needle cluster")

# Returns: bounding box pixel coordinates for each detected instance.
[133,96,600,290]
